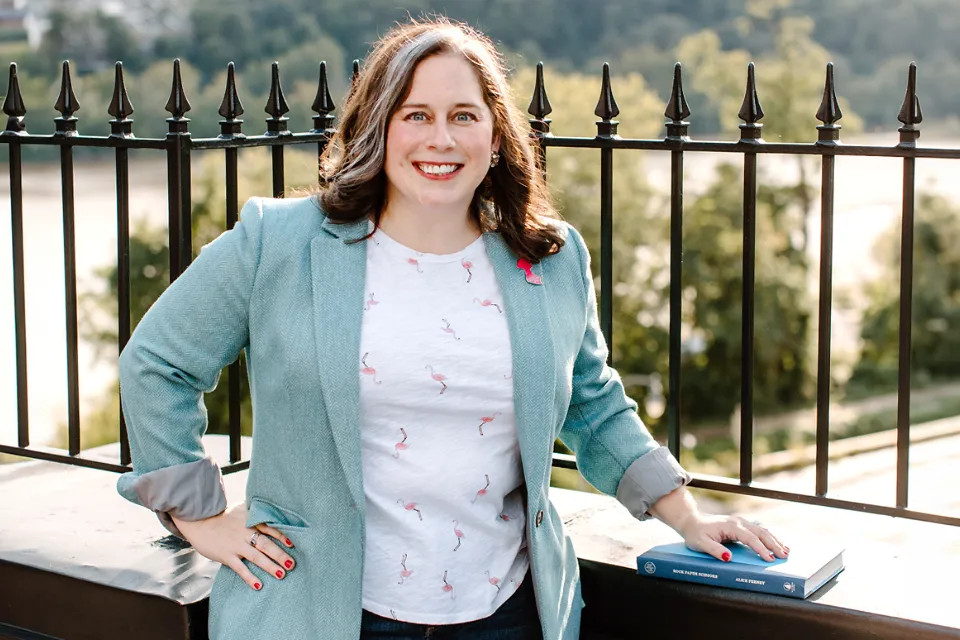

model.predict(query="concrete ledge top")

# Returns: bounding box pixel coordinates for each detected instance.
[2,435,959,635]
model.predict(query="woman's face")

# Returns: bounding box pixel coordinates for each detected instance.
[384,53,498,217]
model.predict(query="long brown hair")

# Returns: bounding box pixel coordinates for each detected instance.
[316,17,564,262]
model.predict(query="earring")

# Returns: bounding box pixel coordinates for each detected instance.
[490,151,500,168]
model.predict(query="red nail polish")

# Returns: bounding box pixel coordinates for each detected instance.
[276,570,284,578]
[254,583,262,590]
[286,538,294,547]
[285,560,293,569]
[722,552,731,562]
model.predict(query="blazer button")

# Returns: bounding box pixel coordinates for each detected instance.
[535,510,544,527]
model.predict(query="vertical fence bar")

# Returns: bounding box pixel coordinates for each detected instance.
[664,63,690,458]
[164,60,193,278]
[737,63,764,485]
[895,63,922,509]
[814,63,843,496]
[60,138,80,455]
[595,63,619,363]
[107,61,136,463]
[116,145,132,464]
[265,62,290,198]
[4,63,28,447]
[219,61,245,463]
[55,62,82,456]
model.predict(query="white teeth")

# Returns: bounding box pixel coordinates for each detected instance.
[416,163,460,175]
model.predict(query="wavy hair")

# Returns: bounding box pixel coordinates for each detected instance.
[316,17,564,262]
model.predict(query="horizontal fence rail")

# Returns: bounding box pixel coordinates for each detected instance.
[1,57,957,527]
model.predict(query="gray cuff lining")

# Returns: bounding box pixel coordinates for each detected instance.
[131,457,227,538]
[616,447,692,521]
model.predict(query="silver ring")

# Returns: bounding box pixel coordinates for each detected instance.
[751,519,764,528]
[249,531,261,547]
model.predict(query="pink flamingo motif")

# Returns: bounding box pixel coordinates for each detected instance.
[498,512,511,522]
[478,412,501,436]
[442,571,455,599]
[461,258,473,283]
[440,319,460,341]
[407,257,423,273]
[361,352,382,384]
[485,570,501,593]
[504,372,513,380]
[452,520,464,551]
[392,428,409,459]
[509,579,519,591]
[471,474,491,504]
[398,553,414,584]
[396,498,423,521]
[425,365,447,395]
[516,258,542,285]
[364,293,379,310]
[473,297,503,313]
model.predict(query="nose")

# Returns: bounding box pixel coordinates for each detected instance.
[426,120,455,150]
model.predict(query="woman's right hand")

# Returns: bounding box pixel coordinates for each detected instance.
[171,504,297,590]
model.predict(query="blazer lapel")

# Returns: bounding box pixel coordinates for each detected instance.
[484,232,558,492]
[310,216,369,508]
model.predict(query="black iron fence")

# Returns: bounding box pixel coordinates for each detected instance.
[2,57,957,527]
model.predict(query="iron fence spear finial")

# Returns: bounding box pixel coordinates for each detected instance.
[312,61,336,132]
[219,62,244,121]
[898,62,923,128]
[108,62,134,121]
[595,62,619,138]
[54,60,80,120]
[664,62,690,123]
[3,62,26,133]
[738,62,764,141]
[816,62,842,127]
[527,61,552,121]
[352,59,360,86]
[164,59,191,120]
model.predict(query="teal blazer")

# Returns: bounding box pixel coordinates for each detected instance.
[117,196,689,640]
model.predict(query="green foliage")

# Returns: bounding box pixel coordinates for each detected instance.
[851,194,960,389]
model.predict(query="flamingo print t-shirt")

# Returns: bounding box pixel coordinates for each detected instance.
[358,224,529,625]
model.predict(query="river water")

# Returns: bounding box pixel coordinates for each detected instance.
[2,134,959,446]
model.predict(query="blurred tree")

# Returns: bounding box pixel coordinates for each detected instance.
[850,194,960,390]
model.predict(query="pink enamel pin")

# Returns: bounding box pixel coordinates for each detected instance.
[516,258,542,285]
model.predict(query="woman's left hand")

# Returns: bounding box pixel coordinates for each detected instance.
[679,514,789,563]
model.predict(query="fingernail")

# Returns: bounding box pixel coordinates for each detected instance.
[276,570,284,579]
[284,560,293,569]
[722,552,731,562]
[254,583,262,590]
[286,538,294,547]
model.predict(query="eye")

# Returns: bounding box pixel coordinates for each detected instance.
[406,112,428,122]
[454,112,478,122]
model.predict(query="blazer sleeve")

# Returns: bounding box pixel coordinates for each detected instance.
[115,197,265,537]
[558,224,691,520]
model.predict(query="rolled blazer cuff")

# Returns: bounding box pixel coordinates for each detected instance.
[616,447,692,521]
[118,457,227,538]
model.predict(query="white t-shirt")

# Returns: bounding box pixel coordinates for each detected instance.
[358,225,529,624]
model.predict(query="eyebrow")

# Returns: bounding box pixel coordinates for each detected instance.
[398,102,484,111]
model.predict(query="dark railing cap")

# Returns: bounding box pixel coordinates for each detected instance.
[738,62,764,125]
[165,59,192,120]
[218,62,244,122]
[664,62,691,123]
[54,60,80,119]
[816,62,842,127]
[107,62,134,122]
[594,62,620,121]
[312,61,335,115]
[265,61,290,120]
[898,62,923,128]
[528,62,553,121]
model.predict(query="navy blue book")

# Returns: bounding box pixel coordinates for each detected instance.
[636,540,844,599]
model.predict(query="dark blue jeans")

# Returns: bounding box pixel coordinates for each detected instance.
[360,573,543,639]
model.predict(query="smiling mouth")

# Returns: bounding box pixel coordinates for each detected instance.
[414,162,464,178]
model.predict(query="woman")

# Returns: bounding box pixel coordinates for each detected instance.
[117,18,788,640]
